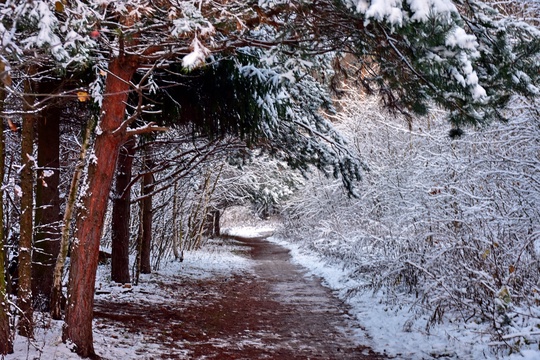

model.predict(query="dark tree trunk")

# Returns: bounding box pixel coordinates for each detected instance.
[32,91,61,311]
[111,138,136,284]
[18,76,35,338]
[0,63,13,355]
[139,152,154,274]
[63,55,138,358]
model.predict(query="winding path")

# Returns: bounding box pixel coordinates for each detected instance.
[94,236,385,359]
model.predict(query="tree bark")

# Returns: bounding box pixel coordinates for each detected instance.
[32,90,61,311]
[18,76,35,338]
[0,63,13,355]
[111,138,136,284]
[211,210,220,237]
[63,55,138,358]
[50,116,94,320]
[172,181,181,260]
[139,150,154,274]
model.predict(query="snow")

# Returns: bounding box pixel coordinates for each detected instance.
[356,0,371,13]
[222,225,277,239]
[6,221,540,359]
[356,0,458,25]
[42,170,54,178]
[443,28,488,100]
[364,0,403,26]
[267,234,539,359]
[6,239,255,360]
[145,241,255,279]
[509,350,540,360]
[89,153,98,165]
[22,1,68,61]
[171,3,215,39]
[446,27,478,51]
[182,37,210,70]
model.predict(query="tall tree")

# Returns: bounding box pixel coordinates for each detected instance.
[18,75,35,338]
[50,116,95,321]
[32,81,62,311]
[63,54,139,356]
[111,138,136,284]
[0,62,13,355]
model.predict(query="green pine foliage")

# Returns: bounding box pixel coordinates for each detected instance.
[142,49,364,195]
[281,0,540,126]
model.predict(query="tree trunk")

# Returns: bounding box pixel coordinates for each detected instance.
[50,116,94,320]
[18,76,35,338]
[172,181,181,260]
[0,62,13,355]
[212,210,220,237]
[139,150,154,274]
[111,138,136,284]
[63,55,138,358]
[33,92,61,311]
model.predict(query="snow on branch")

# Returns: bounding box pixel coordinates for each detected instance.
[126,123,169,137]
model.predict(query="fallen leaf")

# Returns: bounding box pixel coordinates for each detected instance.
[7,119,18,131]
[55,1,64,12]
[77,91,90,102]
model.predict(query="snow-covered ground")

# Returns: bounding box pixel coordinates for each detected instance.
[225,225,483,358]
[6,224,539,359]
[182,224,540,359]
[5,239,255,360]
[221,225,489,358]
[262,233,540,360]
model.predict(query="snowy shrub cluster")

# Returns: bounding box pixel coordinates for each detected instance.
[281,94,540,353]
[215,151,305,218]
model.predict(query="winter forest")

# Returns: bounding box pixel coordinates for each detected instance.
[0,0,539,359]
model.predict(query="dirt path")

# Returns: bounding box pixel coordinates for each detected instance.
[94,236,385,359]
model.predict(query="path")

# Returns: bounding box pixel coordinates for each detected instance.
[93,236,385,359]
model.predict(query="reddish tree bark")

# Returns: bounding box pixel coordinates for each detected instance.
[33,95,61,311]
[111,138,136,284]
[63,55,138,357]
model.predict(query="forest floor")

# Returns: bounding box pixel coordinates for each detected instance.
[92,233,385,359]
[6,229,385,359]
[6,227,532,359]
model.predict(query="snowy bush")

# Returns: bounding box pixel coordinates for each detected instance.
[281,94,540,353]
[215,151,305,218]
